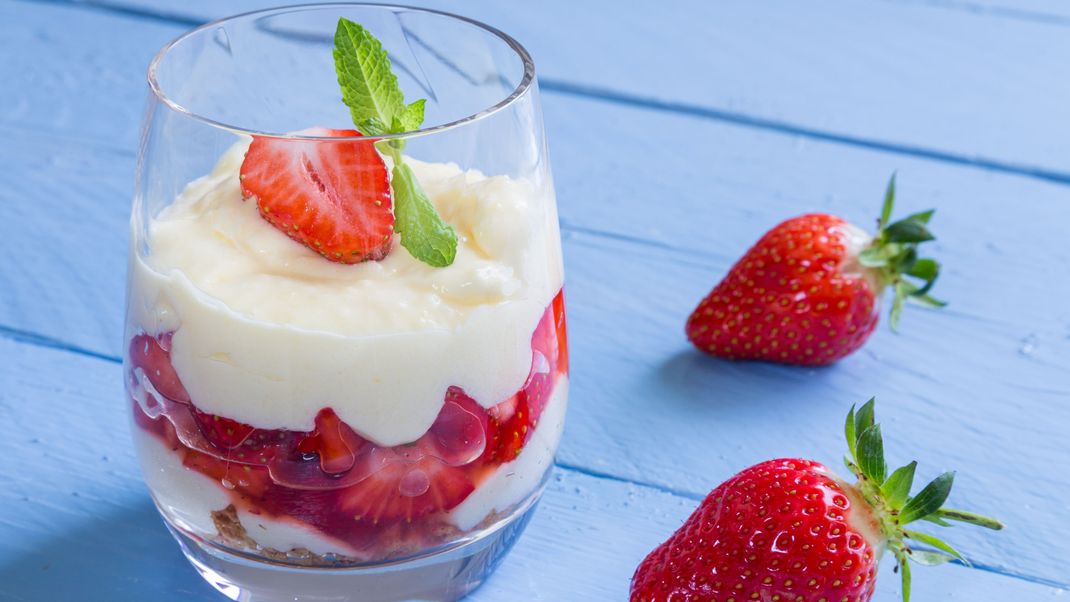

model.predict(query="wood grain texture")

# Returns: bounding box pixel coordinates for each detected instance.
[885,0,1070,21]
[1,337,1064,601]
[1,0,1068,586]
[1,0,1065,598]
[56,0,1070,179]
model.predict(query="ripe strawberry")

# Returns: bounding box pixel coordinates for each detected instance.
[686,176,944,365]
[239,127,394,263]
[630,399,1002,602]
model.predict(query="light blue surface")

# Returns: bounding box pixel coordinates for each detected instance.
[1,1,1068,600]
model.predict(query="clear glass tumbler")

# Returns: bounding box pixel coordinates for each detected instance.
[125,5,567,600]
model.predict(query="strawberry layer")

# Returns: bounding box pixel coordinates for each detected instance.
[128,140,565,446]
[129,296,568,561]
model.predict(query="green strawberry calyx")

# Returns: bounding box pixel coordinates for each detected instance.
[856,174,946,330]
[843,398,1003,602]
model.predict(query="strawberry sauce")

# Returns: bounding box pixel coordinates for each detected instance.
[129,291,567,561]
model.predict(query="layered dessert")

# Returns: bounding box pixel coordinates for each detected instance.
[126,132,567,562]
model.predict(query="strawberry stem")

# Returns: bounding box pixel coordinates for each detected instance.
[857,174,946,330]
[841,399,1003,602]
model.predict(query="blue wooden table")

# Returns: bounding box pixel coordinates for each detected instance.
[2,1,1068,599]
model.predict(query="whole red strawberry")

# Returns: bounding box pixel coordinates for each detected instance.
[687,176,944,365]
[630,399,1002,602]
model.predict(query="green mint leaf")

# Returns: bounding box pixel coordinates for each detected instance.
[899,472,955,525]
[333,19,454,268]
[857,424,887,484]
[357,117,391,137]
[398,99,426,132]
[392,162,457,267]
[882,461,918,509]
[334,18,405,134]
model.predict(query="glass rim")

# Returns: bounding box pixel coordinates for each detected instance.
[146,2,537,142]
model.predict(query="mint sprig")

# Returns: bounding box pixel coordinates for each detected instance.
[333,17,457,267]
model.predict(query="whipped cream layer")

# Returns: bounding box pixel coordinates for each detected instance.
[129,141,564,445]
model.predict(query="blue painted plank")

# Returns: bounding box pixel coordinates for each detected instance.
[2,0,1070,585]
[1,337,1064,601]
[52,0,1070,177]
[1,0,1065,588]
[888,0,1070,21]
[2,112,1067,585]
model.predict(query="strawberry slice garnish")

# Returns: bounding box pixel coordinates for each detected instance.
[239,128,394,263]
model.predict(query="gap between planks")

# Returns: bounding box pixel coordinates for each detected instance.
[14,0,1070,188]
[879,0,1070,26]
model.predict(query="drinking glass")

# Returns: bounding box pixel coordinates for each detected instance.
[126,5,567,600]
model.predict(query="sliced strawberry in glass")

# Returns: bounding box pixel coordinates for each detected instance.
[128,333,190,403]
[191,406,256,449]
[425,388,488,466]
[338,452,474,525]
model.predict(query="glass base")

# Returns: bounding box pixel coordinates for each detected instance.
[167,503,537,602]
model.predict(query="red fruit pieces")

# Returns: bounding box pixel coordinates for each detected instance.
[687,214,879,366]
[552,290,569,374]
[183,447,273,499]
[297,408,369,475]
[239,128,394,263]
[191,406,257,450]
[428,388,489,466]
[128,334,190,403]
[630,458,880,602]
[481,296,565,463]
[339,454,474,525]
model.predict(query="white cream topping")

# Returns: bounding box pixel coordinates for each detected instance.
[449,379,568,530]
[128,141,563,446]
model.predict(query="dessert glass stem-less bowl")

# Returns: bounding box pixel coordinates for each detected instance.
[127,5,566,601]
